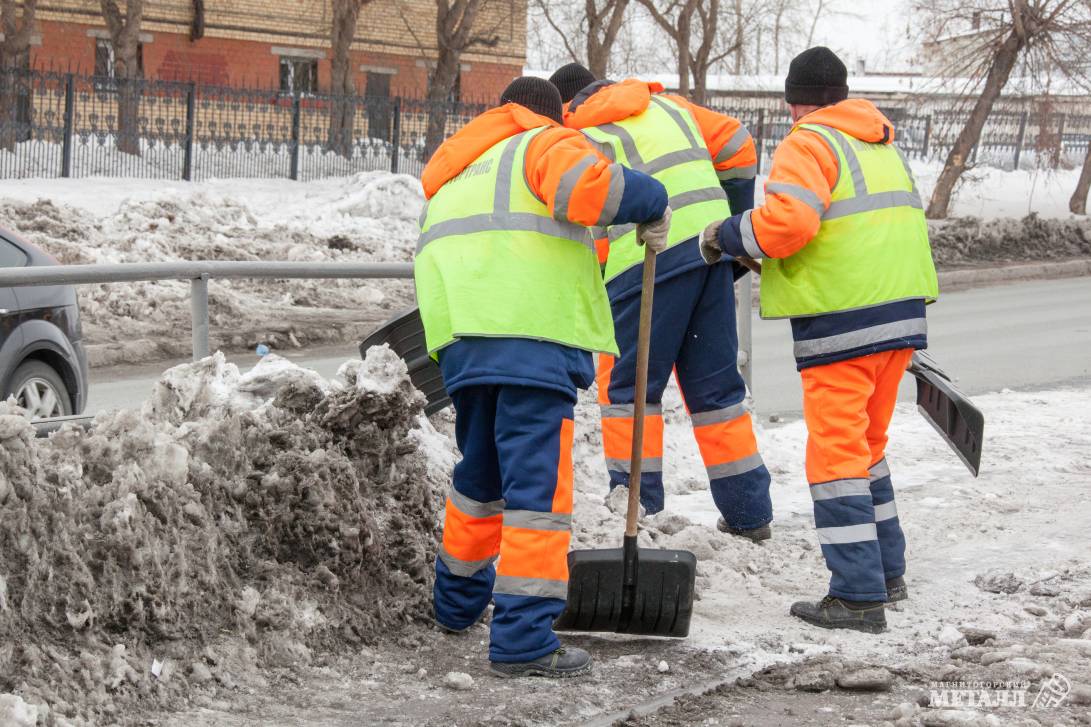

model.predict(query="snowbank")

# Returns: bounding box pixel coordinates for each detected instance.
[0,172,423,364]
[0,347,448,724]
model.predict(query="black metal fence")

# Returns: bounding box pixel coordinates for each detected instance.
[1,66,1089,181]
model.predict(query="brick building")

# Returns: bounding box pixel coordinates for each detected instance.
[29,0,526,100]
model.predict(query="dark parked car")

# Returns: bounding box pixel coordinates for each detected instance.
[0,227,88,419]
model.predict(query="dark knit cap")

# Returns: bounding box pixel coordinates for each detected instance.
[548,62,597,103]
[784,47,849,106]
[500,76,563,124]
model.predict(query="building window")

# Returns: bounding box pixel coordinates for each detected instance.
[366,72,392,141]
[971,11,982,30]
[279,57,318,95]
[94,38,144,79]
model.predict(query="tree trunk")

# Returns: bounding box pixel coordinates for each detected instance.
[1070,144,1091,215]
[675,9,691,97]
[1,0,37,152]
[926,31,1023,219]
[586,0,628,79]
[328,0,365,157]
[424,51,460,161]
[100,0,144,156]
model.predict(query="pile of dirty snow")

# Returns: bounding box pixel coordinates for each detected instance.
[0,172,423,366]
[0,346,451,725]
[928,214,1091,268]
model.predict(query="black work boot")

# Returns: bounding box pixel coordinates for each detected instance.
[790,596,887,633]
[717,517,772,543]
[885,576,908,604]
[490,646,593,679]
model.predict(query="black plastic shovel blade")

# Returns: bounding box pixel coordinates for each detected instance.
[359,307,451,416]
[908,351,984,477]
[555,539,697,637]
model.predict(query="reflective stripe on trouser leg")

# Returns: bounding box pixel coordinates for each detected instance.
[811,480,885,600]
[870,457,906,581]
[490,387,576,663]
[434,386,505,631]
[598,353,667,514]
[691,406,772,530]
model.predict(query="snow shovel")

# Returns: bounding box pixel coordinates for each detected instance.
[555,246,697,638]
[358,307,451,416]
[907,351,984,477]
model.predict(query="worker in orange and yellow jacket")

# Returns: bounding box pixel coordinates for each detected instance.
[700,48,939,633]
[548,63,773,542]
[417,77,670,678]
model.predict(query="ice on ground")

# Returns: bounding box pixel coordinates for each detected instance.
[0,345,444,724]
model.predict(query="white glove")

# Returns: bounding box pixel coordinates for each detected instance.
[699,220,724,265]
[636,206,672,254]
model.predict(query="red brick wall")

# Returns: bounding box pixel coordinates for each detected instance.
[32,19,521,100]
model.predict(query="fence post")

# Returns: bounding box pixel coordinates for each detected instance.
[922,114,932,159]
[61,73,74,178]
[1013,110,1029,171]
[755,108,766,176]
[289,93,302,181]
[182,82,196,181]
[390,97,401,175]
[191,274,210,361]
[1055,113,1067,169]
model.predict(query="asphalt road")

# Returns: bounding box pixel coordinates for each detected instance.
[86,277,1091,417]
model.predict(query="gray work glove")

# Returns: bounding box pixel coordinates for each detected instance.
[636,206,672,254]
[699,220,724,265]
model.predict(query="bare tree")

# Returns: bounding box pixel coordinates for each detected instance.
[100,0,145,156]
[423,0,500,158]
[531,0,630,78]
[636,0,741,103]
[1071,145,1091,214]
[328,0,375,156]
[0,0,37,152]
[918,0,1091,218]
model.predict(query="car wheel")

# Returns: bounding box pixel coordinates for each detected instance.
[8,360,73,419]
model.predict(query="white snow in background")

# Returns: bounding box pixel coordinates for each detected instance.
[0,159,1081,228]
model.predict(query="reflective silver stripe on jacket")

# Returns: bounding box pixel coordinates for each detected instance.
[493,575,568,600]
[869,458,891,481]
[793,319,927,358]
[503,510,572,531]
[690,403,747,427]
[418,130,593,253]
[607,185,727,243]
[707,452,764,480]
[824,190,923,220]
[600,402,664,418]
[810,478,871,501]
[874,501,898,522]
[715,125,753,164]
[448,487,505,519]
[553,155,595,223]
[596,163,627,226]
[597,122,643,165]
[803,124,925,221]
[718,164,757,181]
[738,209,765,258]
[606,456,663,474]
[649,96,701,149]
[438,546,497,577]
[766,182,826,217]
[816,522,878,545]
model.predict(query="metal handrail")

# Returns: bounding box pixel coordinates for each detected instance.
[2,259,754,436]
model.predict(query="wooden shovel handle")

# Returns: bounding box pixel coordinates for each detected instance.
[625,245,656,538]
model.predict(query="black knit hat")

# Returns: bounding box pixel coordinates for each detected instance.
[784,47,849,106]
[548,62,597,103]
[500,77,563,124]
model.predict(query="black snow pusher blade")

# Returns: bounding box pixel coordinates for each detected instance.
[554,246,697,639]
[907,351,984,477]
[359,307,451,416]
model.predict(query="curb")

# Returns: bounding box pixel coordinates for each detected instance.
[935,258,1091,291]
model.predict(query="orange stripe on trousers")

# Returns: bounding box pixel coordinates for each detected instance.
[442,500,502,562]
[692,414,758,466]
[496,527,571,581]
